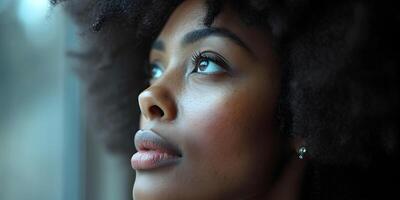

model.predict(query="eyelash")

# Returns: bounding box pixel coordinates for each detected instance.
[190,50,230,73]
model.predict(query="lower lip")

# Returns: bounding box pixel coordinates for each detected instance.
[131,151,180,170]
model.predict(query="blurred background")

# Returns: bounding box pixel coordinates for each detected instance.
[0,0,132,199]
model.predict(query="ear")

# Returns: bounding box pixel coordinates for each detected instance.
[266,136,308,200]
[289,136,307,160]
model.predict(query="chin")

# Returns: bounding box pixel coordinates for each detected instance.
[133,174,183,200]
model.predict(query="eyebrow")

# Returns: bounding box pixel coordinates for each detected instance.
[182,27,253,53]
[151,40,165,51]
[151,27,253,54]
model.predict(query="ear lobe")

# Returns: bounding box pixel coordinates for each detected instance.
[265,140,308,200]
[290,136,308,160]
[290,136,305,150]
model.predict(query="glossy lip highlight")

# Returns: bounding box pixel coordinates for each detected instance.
[131,129,182,170]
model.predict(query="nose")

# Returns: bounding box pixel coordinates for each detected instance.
[138,85,177,122]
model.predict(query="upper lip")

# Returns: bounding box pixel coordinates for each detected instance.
[134,129,182,157]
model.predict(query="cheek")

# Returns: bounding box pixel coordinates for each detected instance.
[178,84,280,188]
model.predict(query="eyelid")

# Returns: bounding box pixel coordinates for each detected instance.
[149,59,165,70]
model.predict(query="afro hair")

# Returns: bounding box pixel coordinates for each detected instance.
[53,0,400,198]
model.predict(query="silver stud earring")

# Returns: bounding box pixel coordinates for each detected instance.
[298,146,307,159]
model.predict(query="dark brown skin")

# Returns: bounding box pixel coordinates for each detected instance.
[134,0,306,199]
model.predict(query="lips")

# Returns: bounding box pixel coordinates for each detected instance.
[131,129,181,170]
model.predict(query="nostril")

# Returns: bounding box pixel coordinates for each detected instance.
[149,105,164,118]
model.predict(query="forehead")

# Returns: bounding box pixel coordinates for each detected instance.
[158,0,207,44]
[157,0,273,59]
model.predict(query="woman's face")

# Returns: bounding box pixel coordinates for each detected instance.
[132,0,283,199]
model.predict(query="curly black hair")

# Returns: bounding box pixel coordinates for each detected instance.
[53,0,400,199]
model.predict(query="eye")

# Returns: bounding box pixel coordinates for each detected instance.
[149,63,163,80]
[191,51,229,75]
[195,59,224,74]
